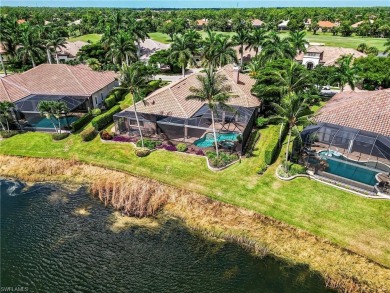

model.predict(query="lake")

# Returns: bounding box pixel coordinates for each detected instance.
[0,179,334,292]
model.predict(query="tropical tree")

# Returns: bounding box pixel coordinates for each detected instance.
[287,30,309,54]
[169,34,196,77]
[37,100,69,133]
[259,31,295,64]
[232,28,250,67]
[0,101,14,132]
[17,25,44,67]
[246,28,267,56]
[86,58,101,71]
[384,38,390,54]
[330,54,360,92]
[44,31,67,64]
[366,46,379,56]
[186,67,234,157]
[270,94,312,172]
[129,21,149,58]
[245,58,263,78]
[106,31,136,67]
[211,35,237,68]
[357,43,368,53]
[116,63,151,148]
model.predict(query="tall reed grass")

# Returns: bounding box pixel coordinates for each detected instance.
[1,155,389,293]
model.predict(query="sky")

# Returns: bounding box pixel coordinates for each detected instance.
[1,0,389,8]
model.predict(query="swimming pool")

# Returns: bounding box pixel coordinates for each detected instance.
[27,115,79,129]
[194,132,239,148]
[318,150,380,186]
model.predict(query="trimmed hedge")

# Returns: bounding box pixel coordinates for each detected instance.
[134,147,150,157]
[71,112,93,132]
[52,133,69,141]
[136,138,161,150]
[80,127,96,142]
[264,124,288,165]
[91,105,121,131]
[104,94,116,109]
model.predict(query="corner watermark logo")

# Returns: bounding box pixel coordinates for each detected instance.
[1,288,28,292]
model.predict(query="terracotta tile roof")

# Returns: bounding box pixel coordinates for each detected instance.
[295,46,366,65]
[125,65,260,119]
[252,19,264,26]
[316,90,390,136]
[318,21,336,28]
[0,64,117,103]
[56,41,87,58]
[17,19,26,24]
[196,19,208,26]
[0,43,7,54]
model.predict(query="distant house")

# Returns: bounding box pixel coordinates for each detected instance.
[139,39,170,63]
[0,43,8,63]
[114,65,260,153]
[351,20,374,28]
[196,18,208,29]
[278,20,289,30]
[0,64,117,131]
[318,21,338,32]
[68,19,81,26]
[252,19,264,28]
[304,18,312,29]
[55,41,88,63]
[17,19,26,24]
[295,46,366,69]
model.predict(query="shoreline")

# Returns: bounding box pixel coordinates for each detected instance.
[1,155,389,292]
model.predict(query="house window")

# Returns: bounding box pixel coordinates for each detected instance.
[306,62,314,70]
[101,93,104,100]
[95,97,97,105]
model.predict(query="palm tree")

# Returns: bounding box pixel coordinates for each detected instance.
[260,31,295,64]
[129,21,149,59]
[211,35,237,68]
[169,34,195,77]
[44,31,67,64]
[186,67,234,157]
[201,28,218,66]
[245,58,263,78]
[246,28,267,56]
[232,28,250,67]
[330,54,359,92]
[384,38,390,54]
[106,31,136,67]
[17,25,43,67]
[287,31,309,54]
[86,58,101,71]
[270,94,312,172]
[116,64,150,147]
[37,100,68,133]
[0,101,14,132]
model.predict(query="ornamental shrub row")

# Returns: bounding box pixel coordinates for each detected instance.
[80,127,96,142]
[0,130,19,138]
[91,105,121,131]
[52,133,69,141]
[71,112,93,132]
[104,94,116,109]
[264,124,288,165]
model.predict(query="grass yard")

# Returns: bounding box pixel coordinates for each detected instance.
[1,123,389,267]
[68,33,102,43]
[148,32,172,44]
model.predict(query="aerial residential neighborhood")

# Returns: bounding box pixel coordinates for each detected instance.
[0,3,390,293]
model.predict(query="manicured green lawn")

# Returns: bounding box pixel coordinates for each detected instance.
[1,124,389,267]
[148,32,172,44]
[304,32,387,51]
[68,34,102,43]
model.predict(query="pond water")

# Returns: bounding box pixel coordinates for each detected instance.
[0,179,334,293]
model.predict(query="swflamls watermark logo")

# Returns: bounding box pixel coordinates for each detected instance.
[1,287,28,292]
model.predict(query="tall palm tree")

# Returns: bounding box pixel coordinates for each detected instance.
[169,34,195,77]
[106,31,137,67]
[37,100,68,133]
[186,67,233,157]
[211,35,237,68]
[0,101,14,132]
[270,94,312,172]
[287,30,309,54]
[17,25,43,67]
[44,31,67,64]
[245,58,263,78]
[246,28,267,56]
[116,64,150,148]
[330,54,359,92]
[129,21,149,59]
[101,24,116,50]
[232,28,250,67]
[0,17,20,58]
[260,31,295,64]
[201,28,218,66]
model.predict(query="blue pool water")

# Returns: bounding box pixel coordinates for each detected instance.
[194,132,238,148]
[319,151,379,186]
[27,116,79,129]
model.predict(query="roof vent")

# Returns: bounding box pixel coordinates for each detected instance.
[233,65,240,84]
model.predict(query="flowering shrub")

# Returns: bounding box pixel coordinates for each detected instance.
[157,144,177,151]
[206,151,239,168]
[136,139,161,150]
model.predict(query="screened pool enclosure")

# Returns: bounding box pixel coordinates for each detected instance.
[114,104,258,153]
